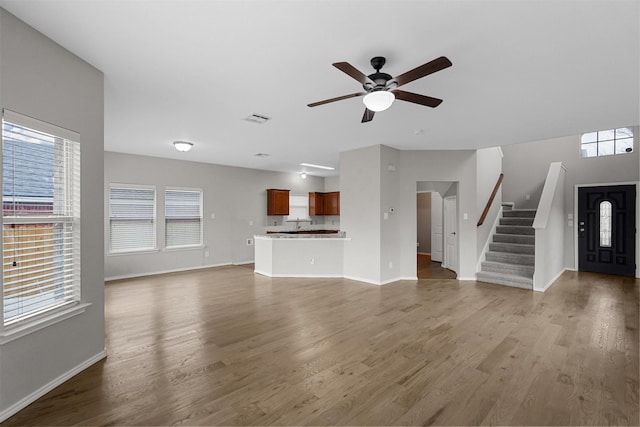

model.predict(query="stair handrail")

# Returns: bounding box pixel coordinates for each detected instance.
[477,173,504,226]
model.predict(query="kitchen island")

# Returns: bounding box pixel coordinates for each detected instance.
[254,232,349,278]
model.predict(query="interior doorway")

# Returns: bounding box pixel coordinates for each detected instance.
[416,182,457,279]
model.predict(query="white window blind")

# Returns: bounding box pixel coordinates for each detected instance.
[2,113,81,327]
[109,186,156,253]
[165,188,202,248]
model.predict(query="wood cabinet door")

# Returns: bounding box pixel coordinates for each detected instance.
[324,192,340,215]
[267,189,290,215]
[308,192,324,216]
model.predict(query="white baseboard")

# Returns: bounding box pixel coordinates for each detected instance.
[534,268,567,292]
[254,270,342,278]
[233,260,255,266]
[105,262,232,281]
[0,350,106,423]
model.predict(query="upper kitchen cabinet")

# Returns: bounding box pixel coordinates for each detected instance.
[324,191,340,215]
[308,192,324,216]
[308,191,340,215]
[267,189,290,215]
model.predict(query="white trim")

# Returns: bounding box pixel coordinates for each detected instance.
[104,263,231,282]
[533,268,567,292]
[573,181,639,277]
[2,109,80,142]
[417,252,431,256]
[0,303,91,344]
[107,248,160,256]
[233,260,254,266]
[0,349,106,423]
[162,245,205,252]
[457,276,477,281]
[476,206,503,273]
[254,272,343,279]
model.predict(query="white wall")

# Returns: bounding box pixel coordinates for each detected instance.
[340,145,382,284]
[0,9,105,420]
[398,150,478,280]
[502,131,639,269]
[104,152,326,279]
[476,147,503,255]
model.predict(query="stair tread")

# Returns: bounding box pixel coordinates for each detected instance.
[476,271,533,289]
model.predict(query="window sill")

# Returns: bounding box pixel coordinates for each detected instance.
[163,245,205,252]
[107,249,160,256]
[0,302,91,345]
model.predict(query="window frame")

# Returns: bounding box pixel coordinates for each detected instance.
[164,186,203,250]
[108,183,157,254]
[580,127,634,158]
[1,109,83,333]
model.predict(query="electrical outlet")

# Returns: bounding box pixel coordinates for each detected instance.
[389,261,393,269]
[310,258,315,265]
[204,251,209,257]
[246,238,253,246]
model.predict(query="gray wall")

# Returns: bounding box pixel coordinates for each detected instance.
[417,193,431,253]
[0,9,104,419]
[104,152,326,279]
[502,130,639,270]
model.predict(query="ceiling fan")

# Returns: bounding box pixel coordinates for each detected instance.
[308,56,452,123]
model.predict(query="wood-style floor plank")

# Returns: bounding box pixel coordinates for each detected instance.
[2,267,638,426]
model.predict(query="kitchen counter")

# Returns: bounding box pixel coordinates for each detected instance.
[254,234,349,277]
[261,231,346,239]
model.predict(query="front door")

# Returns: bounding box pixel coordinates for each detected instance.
[578,185,636,276]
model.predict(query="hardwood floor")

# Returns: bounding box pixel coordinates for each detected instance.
[3,267,638,426]
[417,253,457,279]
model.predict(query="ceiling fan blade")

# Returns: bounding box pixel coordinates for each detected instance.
[393,90,443,107]
[393,56,452,87]
[307,92,366,107]
[361,108,375,123]
[333,62,374,85]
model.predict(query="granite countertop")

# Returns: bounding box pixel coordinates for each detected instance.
[257,231,346,239]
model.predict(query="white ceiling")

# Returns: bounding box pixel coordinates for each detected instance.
[2,0,638,177]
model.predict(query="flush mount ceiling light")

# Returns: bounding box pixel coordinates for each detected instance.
[300,172,307,179]
[173,141,193,152]
[299,162,335,171]
[363,90,395,112]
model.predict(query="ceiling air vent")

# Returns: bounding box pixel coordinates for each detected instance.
[254,153,270,157]
[244,114,271,124]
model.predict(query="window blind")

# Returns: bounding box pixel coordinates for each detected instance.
[165,189,202,248]
[109,186,156,253]
[2,116,81,326]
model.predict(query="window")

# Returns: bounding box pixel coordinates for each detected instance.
[165,188,202,248]
[599,200,612,247]
[2,111,81,327]
[287,195,309,220]
[109,186,156,253]
[580,127,634,158]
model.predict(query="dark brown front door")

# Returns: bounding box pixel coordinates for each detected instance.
[578,185,636,276]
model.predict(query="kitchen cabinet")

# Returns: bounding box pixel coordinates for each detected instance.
[267,189,290,215]
[308,191,340,216]
[308,192,324,216]
[324,191,340,215]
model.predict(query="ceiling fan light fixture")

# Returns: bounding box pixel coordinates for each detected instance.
[363,91,395,112]
[173,141,193,152]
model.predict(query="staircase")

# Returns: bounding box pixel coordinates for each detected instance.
[477,206,536,289]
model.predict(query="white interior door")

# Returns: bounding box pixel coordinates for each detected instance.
[431,192,443,262]
[443,195,457,272]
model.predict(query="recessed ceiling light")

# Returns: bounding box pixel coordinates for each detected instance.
[254,153,270,157]
[299,162,335,171]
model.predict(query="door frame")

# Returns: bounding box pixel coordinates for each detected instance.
[443,195,458,273]
[574,181,639,278]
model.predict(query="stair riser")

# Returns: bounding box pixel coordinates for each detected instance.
[489,243,535,255]
[486,252,535,266]
[496,226,535,235]
[500,218,534,226]
[476,273,533,290]
[503,210,536,218]
[481,262,534,277]
[493,234,535,245]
